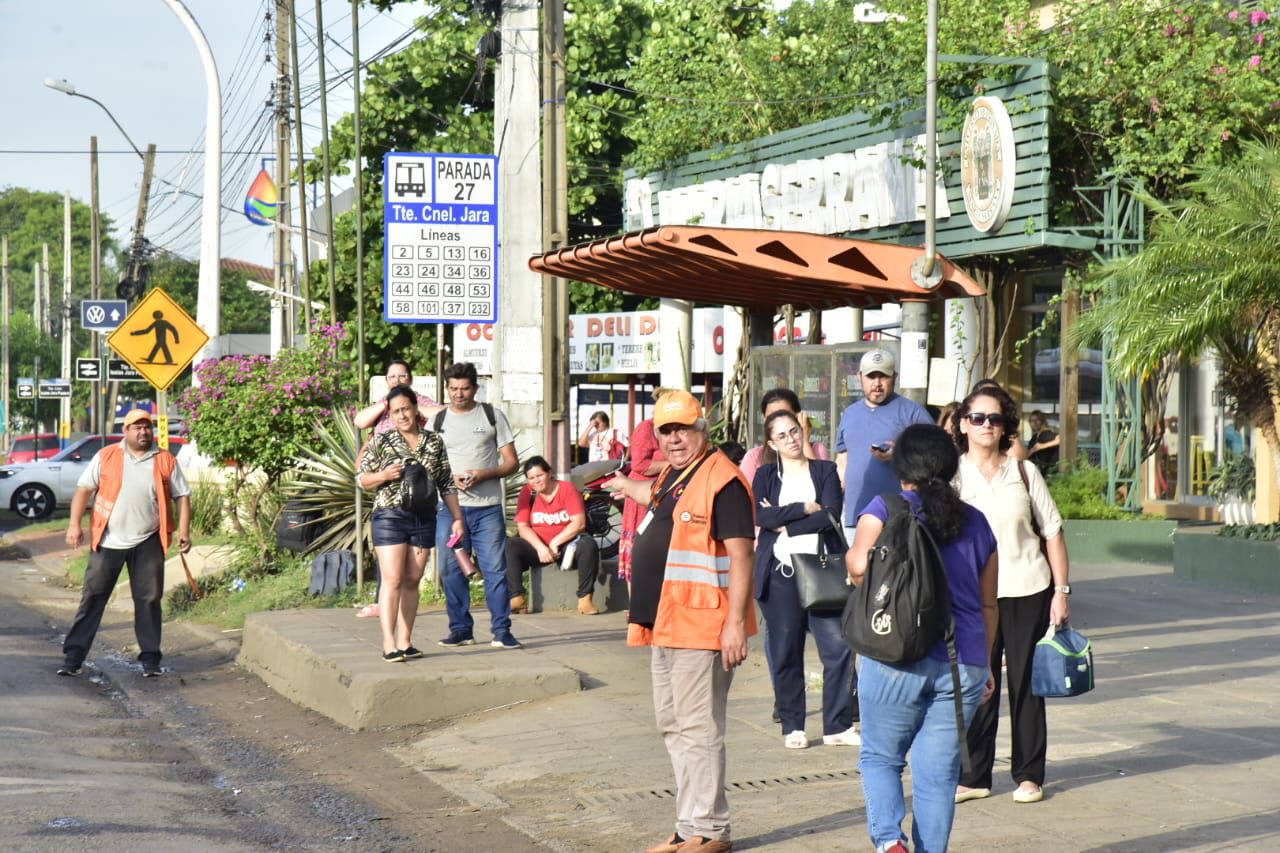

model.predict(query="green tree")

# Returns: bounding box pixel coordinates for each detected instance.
[148,255,273,335]
[1072,140,1280,480]
[311,0,655,376]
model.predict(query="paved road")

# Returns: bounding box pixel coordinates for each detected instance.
[0,564,280,851]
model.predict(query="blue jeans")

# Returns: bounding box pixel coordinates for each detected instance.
[436,503,512,637]
[858,656,988,853]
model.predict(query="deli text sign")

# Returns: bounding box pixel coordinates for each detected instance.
[452,309,725,376]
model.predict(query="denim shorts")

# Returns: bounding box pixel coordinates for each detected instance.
[371,507,435,548]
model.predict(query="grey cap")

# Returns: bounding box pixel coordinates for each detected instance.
[859,348,895,376]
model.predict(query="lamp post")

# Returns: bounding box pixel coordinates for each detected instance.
[160,0,221,371]
[42,79,144,159]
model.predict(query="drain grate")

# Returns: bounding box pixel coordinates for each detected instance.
[579,770,857,806]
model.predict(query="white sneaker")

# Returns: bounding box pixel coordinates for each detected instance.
[783,730,809,749]
[823,726,862,746]
[1012,785,1043,803]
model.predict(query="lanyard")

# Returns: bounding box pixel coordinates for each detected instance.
[649,449,713,511]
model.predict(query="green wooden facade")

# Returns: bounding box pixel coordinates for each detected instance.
[626,57,1094,259]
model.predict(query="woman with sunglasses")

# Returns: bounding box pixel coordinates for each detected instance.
[752,410,857,750]
[951,384,1072,806]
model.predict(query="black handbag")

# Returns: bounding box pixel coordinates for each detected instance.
[790,511,851,611]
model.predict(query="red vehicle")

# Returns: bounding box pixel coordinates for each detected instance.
[7,434,61,464]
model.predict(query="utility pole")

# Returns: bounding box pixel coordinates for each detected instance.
[109,144,158,432]
[541,0,569,472]
[42,244,52,335]
[61,191,72,446]
[288,0,313,332]
[274,0,294,348]
[91,135,104,438]
[314,0,337,320]
[32,260,41,332]
[493,0,546,460]
[2,235,9,453]
[351,0,366,404]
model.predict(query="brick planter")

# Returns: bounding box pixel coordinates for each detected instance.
[1062,519,1177,565]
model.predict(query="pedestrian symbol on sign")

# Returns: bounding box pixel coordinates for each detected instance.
[131,310,180,365]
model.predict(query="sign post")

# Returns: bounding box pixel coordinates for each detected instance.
[382,152,498,325]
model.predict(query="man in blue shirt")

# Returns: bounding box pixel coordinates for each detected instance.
[834,348,934,533]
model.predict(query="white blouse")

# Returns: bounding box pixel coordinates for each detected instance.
[955,455,1063,599]
[773,468,819,568]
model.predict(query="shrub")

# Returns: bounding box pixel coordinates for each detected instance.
[1047,461,1132,520]
[177,323,357,534]
[1218,523,1280,542]
[188,479,224,537]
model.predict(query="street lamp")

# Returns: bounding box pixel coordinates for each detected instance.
[43,78,145,159]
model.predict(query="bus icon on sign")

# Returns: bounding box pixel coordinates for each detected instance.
[394,162,426,197]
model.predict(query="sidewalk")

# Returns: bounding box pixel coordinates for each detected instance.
[371,558,1280,851]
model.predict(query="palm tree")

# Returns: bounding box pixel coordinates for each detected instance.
[1072,139,1280,481]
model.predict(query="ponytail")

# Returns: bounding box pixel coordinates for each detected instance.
[916,476,965,542]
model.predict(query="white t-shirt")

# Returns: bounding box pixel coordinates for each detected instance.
[772,468,819,568]
[954,455,1062,598]
[79,448,192,550]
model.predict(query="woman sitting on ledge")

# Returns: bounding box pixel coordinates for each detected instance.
[506,456,601,616]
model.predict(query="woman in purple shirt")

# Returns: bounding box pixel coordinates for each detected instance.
[846,424,998,853]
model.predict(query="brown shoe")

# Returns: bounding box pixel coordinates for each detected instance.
[577,594,599,615]
[677,838,731,853]
[509,595,527,614]
[645,835,684,853]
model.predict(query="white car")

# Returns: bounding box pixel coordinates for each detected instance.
[0,435,115,520]
[0,434,187,521]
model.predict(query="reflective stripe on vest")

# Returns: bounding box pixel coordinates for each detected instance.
[649,451,758,650]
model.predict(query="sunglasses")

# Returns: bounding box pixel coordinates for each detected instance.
[964,412,1006,428]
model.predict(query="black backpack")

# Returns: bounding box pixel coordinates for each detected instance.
[400,459,438,516]
[841,493,971,771]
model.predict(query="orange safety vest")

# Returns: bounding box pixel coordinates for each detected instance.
[628,450,758,650]
[89,444,177,552]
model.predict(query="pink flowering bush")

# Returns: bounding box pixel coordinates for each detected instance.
[178,323,357,531]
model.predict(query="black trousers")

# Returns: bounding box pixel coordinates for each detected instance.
[506,535,599,598]
[961,585,1053,789]
[63,533,166,667]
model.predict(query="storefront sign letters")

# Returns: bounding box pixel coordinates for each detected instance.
[625,134,951,235]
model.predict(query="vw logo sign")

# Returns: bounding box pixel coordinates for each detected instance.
[86,305,107,324]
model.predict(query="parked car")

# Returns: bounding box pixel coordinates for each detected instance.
[7,433,61,464]
[0,434,187,520]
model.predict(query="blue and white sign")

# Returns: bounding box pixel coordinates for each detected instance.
[80,299,129,332]
[382,152,498,324]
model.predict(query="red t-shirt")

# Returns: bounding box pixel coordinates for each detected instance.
[514,481,587,543]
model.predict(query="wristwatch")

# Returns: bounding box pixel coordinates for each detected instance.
[1055,584,1071,595]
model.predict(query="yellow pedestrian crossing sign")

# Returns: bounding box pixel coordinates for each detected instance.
[106,288,209,391]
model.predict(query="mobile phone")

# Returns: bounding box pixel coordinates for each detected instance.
[871,443,889,453]
[447,531,463,549]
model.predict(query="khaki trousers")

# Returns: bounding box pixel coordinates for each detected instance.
[651,646,734,841]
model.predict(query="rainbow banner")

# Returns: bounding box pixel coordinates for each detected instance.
[244,169,278,226]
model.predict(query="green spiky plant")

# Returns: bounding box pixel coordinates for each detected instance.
[281,412,372,558]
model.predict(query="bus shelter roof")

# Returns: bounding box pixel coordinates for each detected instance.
[528,226,985,311]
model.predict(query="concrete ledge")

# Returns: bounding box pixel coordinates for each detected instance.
[237,608,581,730]
[1174,527,1280,595]
[1063,519,1177,565]
[529,558,629,613]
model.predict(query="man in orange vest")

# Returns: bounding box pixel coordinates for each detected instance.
[607,390,756,853]
[58,409,192,678]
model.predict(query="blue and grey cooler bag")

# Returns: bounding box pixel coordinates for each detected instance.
[1032,624,1094,698]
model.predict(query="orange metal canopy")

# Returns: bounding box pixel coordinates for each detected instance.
[528,226,985,311]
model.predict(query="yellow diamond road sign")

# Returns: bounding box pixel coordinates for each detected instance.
[106,288,209,391]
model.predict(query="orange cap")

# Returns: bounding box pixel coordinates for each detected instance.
[122,409,154,428]
[653,390,702,428]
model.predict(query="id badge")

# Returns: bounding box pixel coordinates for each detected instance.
[636,510,654,536]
